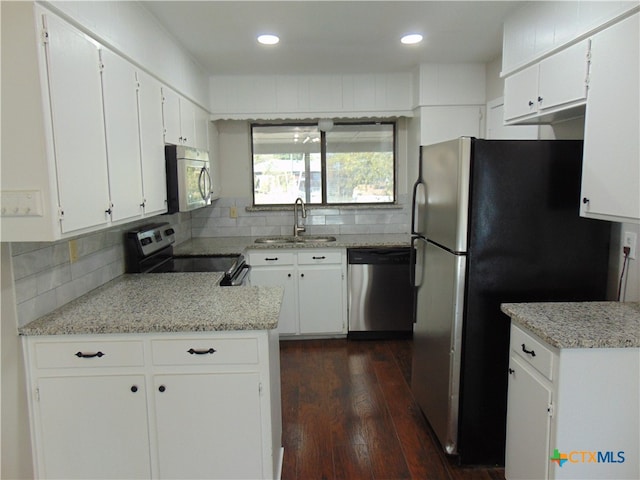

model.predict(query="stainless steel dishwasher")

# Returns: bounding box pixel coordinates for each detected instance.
[347,247,414,339]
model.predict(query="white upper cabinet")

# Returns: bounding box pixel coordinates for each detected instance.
[503,39,590,124]
[162,87,209,150]
[193,105,210,151]
[0,3,208,241]
[43,12,111,234]
[100,48,145,223]
[161,87,182,145]
[581,12,640,223]
[502,1,639,74]
[137,70,168,216]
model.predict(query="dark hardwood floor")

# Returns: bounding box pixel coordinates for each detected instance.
[279,338,505,480]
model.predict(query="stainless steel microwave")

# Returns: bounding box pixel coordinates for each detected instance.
[165,145,212,213]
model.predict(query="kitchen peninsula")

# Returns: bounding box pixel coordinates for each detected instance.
[19,273,284,480]
[501,301,640,480]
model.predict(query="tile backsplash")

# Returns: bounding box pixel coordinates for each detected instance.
[8,196,412,327]
[192,195,411,238]
[9,213,191,327]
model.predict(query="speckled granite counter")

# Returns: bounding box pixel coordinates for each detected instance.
[173,233,411,256]
[501,301,640,349]
[19,273,283,336]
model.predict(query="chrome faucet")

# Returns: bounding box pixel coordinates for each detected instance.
[293,197,306,237]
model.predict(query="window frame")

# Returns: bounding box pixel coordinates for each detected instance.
[250,120,397,207]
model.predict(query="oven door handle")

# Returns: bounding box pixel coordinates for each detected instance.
[230,265,251,286]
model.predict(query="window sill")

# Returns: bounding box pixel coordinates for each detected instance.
[247,203,403,213]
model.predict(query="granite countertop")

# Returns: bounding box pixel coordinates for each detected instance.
[19,274,283,336]
[173,233,411,256]
[501,301,640,349]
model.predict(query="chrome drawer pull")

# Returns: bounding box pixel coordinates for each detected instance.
[75,351,105,358]
[187,348,216,355]
[521,344,536,357]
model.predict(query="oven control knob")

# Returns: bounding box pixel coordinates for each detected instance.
[165,228,175,236]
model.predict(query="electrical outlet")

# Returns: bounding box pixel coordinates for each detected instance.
[229,206,238,219]
[623,231,637,260]
[69,239,79,263]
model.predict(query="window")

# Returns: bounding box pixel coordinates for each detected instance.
[251,122,395,205]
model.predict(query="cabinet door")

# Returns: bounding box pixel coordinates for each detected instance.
[538,39,589,111]
[37,375,151,479]
[153,373,263,479]
[250,267,297,335]
[100,48,144,222]
[194,104,210,151]
[581,13,640,221]
[298,265,345,334]
[505,355,552,480]
[137,70,168,216]
[503,64,539,121]
[162,87,181,145]
[179,98,197,147]
[43,13,110,233]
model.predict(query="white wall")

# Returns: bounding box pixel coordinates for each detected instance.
[1,244,34,479]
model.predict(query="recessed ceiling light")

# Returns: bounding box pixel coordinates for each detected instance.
[401,34,423,45]
[257,34,280,45]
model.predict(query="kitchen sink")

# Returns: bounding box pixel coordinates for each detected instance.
[254,235,337,244]
[298,235,337,243]
[254,236,296,244]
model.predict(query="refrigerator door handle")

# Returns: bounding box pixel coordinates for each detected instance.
[411,180,427,236]
[411,236,425,288]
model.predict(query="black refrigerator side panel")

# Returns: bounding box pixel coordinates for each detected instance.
[456,140,610,465]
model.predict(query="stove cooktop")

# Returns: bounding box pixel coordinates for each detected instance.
[149,256,241,274]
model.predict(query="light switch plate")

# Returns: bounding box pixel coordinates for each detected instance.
[0,190,43,216]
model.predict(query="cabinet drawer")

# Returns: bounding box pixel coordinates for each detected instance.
[511,325,554,380]
[151,338,258,366]
[297,250,342,265]
[34,340,144,369]
[248,251,295,266]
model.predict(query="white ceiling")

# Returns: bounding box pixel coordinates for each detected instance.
[142,1,523,76]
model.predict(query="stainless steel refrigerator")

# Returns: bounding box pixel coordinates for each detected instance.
[410,137,610,465]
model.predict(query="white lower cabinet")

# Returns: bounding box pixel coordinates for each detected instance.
[23,332,282,480]
[37,374,152,479]
[153,373,262,479]
[247,249,347,337]
[505,352,552,480]
[505,324,640,480]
